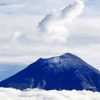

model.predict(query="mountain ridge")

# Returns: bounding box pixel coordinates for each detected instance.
[0,53,100,91]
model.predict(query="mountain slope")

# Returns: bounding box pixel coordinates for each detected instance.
[0,53,100,91]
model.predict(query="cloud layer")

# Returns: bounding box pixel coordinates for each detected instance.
[38,0,85,42]
[0,88,100,100]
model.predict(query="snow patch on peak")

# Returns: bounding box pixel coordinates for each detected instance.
[37,52,85,66]
[47,57,61,63]
[36,53,96,70]
[60,53,78,58]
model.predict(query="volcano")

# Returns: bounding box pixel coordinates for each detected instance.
[0,53,100,91]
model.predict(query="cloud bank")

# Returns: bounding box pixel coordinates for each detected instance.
[38,0,85,42]
[0,88,100,100]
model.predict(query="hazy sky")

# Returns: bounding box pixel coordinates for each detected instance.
[0,0,100,70]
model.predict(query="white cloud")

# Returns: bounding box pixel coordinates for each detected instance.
[67,17,100,46]
[0,88,100,100]
[38,0,85,42]
[12,31,22,40]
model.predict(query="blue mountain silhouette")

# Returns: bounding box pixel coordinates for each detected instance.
[0,53,100,91]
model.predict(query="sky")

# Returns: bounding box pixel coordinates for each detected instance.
[0,0,100,70]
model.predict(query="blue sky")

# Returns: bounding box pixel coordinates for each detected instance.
[0,0,100,70]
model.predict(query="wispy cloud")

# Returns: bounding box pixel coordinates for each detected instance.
[38,0,85,42]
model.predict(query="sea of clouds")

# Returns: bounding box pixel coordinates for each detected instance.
[0,88,100,100]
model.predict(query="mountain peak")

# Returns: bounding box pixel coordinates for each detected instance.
[38,53,78,63]
[60,52,77,58]
[44,52,85,65]
[37,52,76,63]
[37,53,87,68]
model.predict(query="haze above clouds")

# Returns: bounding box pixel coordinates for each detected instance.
[0,0,100,70]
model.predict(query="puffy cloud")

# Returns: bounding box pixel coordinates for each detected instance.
[12,31,31,43]
[38,0,85,42]
[0,88,100,100]
[12,32,22,40]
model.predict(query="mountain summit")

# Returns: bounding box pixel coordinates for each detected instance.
[0,53,100,91]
